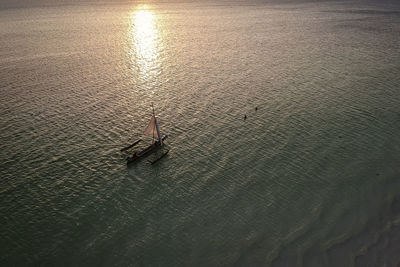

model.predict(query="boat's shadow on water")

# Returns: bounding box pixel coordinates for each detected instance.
[126,146,171,179]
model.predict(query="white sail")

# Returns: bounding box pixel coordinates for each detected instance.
[143,115,159,139]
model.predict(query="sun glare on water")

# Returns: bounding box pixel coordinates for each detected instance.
[128,5,164,89]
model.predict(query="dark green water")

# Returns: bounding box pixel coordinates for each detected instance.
[1,1,400,266]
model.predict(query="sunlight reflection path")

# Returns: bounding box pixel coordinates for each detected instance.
[128,5,164,94]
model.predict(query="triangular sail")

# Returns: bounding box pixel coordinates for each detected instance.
[143,115,159,139]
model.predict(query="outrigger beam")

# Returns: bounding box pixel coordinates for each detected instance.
[149,150,170,165]
[120,139,142,152]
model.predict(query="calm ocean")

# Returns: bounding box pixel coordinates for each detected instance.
[1,1,400,266]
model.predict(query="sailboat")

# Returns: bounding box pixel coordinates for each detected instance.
[125,105,168,164]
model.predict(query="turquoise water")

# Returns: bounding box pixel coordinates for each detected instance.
[1,1,400,266]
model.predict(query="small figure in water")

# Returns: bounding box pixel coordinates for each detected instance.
[255,106,258,111]
[244,114,247,120]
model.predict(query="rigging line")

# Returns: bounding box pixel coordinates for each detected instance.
[152,103,155,143]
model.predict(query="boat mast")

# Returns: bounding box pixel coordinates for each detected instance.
[152,103,162,145]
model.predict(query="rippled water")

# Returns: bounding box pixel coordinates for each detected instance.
[1,1,400,266]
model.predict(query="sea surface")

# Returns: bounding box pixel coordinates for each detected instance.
[1,1,400,266]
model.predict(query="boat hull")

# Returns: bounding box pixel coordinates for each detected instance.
[126,135,168,164]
